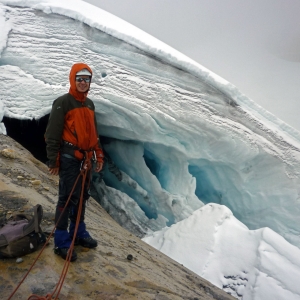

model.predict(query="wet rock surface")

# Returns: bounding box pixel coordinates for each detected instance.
[0,134,234,300]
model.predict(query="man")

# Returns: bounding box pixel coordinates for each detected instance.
[45,63,104,262]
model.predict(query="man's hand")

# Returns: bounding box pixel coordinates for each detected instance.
[95,161,103,173]
[49,167,59,176]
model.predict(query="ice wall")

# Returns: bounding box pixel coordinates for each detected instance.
[1,5,300,246]
[0,4,10,134]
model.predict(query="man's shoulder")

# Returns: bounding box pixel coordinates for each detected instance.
[53,94,76,109]
[85,97,95,109]
[54,93,73,103]
[85,96,94,103]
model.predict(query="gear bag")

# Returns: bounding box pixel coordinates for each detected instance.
[0,204,45,258]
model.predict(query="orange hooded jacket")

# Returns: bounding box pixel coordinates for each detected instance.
[45,63,104,167]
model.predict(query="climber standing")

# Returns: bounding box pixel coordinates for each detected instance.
[45,63,104,262]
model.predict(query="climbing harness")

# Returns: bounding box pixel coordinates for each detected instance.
[7,152,93,300]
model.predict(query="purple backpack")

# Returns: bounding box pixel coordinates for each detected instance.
[0,204,45,258]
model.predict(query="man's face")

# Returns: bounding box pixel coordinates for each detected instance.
[75,75,91,93]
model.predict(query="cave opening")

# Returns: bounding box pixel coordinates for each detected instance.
[3,114,49,163]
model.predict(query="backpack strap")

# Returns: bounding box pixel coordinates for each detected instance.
[0,232,7,247]
[23,204,43,236]
[34,204,39,233]
[0,216,6,228]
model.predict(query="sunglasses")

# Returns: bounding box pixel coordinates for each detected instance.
[75,76,91,83]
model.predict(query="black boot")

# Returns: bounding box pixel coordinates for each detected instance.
[75,236,98,248]
[54,247,77,262]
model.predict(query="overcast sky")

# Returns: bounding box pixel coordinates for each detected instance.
[84,0,300,131]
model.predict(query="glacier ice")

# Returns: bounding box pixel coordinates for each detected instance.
[1,3,299,247]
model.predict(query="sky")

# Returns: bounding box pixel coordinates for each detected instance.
[84,0,300,132]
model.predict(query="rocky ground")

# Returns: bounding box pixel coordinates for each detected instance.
[0,134,234,300]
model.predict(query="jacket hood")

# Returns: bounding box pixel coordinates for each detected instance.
[69,63,93,102]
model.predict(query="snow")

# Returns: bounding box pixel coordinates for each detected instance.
[143,204,300,300]
[1,1,300,299]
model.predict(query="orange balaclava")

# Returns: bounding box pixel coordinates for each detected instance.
[69,62,93,102]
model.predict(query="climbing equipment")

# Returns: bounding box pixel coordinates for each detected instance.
[7,151,93,300]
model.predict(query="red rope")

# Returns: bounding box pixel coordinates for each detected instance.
[7,153,92,300]
[49,167,88,300]
[27,294,52,300]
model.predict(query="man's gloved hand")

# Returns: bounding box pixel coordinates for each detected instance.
[49,167,59,176]
[95,161,103,173]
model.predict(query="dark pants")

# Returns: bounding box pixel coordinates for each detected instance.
[54,155,91,248]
